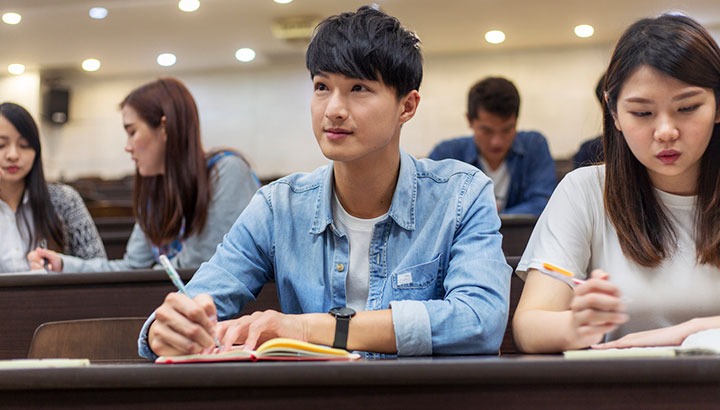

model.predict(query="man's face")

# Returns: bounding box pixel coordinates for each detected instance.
[311,72,417,166]
[468,109,517,168]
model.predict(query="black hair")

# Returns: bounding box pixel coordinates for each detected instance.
[305,5,423,98]
[467,77,520,120]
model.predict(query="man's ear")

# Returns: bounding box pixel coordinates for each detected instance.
[399,90,420,124]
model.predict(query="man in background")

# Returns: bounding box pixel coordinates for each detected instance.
[429,77,555,216]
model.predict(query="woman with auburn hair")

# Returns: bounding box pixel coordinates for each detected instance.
[0,102,105,273]
[513,14,720,353]
[29,77,259,271]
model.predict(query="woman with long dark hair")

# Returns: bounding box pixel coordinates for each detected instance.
[30,78,258,271]
[0,102,105,273]
[513,14,720,353]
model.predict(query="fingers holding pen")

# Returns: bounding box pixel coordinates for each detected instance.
[570,269,628,337]
[27,248,63,272]
[150,292,219,355]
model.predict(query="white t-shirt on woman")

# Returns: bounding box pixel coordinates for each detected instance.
[517,165,720,341]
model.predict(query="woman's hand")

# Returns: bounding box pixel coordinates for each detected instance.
[591,317,720,349]
[216,310,307,351]
[569,269,629,346]
[27,248,63,272]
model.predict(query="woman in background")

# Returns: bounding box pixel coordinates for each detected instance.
[30,77,259,271]
[513,14,720,353]
[0,102,105,273]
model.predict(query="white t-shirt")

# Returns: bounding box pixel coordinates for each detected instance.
[332,194,388,312]
[479,157,510,211]
[517,165,720,341]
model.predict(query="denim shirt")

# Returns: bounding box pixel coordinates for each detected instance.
[138,151,511,359]
[428,132,556,216]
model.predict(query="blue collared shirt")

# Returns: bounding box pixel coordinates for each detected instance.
[138,151,510,358]
[428,132,556,216]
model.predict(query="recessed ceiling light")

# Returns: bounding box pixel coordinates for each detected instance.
[82,58,101,72]
[89,7,109,20]
[274,0,294,4]
[484,30,506,45]
[2,12,22,25]
[8,64,25,75]
[574,24,595,38]
[157,53,177,67]
[178,0,200,12]
[235,48,256,63]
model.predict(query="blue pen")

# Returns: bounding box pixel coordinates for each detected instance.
[158,255,221,349]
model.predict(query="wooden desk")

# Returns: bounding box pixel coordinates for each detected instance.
[0,270,279,359]
[0,356,718,409]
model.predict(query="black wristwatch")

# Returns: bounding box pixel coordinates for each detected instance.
[328,306,356,350]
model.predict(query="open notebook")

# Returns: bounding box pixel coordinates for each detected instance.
[156,338,361,364]
[564,328,720,359]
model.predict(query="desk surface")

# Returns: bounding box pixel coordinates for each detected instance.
[0,355,719,409]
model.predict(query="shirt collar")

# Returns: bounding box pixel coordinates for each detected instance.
[310,150,417,234]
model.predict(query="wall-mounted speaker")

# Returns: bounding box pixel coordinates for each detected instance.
[44,88,70,124]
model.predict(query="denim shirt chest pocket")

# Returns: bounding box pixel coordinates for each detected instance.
[391,254,442,300]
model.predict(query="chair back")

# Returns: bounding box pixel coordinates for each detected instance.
[27,317,147,362]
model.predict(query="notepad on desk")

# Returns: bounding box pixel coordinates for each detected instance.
[156,338,361,364]
[0,358,90,369]
[564,328,720,359]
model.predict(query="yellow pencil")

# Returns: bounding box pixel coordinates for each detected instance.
[542,262,585,285]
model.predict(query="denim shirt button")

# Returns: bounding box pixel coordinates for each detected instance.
[336,263,345,272]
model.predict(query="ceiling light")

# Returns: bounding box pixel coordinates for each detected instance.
[178,0,200,12]
[157,53,177,67]
[235,48,256,63]
[81,58,101,72]
[2,12,22,25]
[484,30,506,45]
[574,24,595,38]
[274,0,294,3]
[8,64,25,75]
[89,7,109,20]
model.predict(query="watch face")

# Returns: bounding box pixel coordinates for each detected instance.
[329,307,356,318]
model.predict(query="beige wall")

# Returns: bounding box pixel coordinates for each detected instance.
[2,44,613,181]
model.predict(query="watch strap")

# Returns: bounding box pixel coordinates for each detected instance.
[332,316,351,350]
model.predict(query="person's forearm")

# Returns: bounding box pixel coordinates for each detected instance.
[682,316,720,337]
[303,310,397,353]
[513,309,593,353]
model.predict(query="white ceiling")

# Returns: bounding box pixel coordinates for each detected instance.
[2,0,720,77]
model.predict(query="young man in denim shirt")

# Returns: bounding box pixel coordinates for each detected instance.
[429,77,556,216]
[139,6,510,359]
